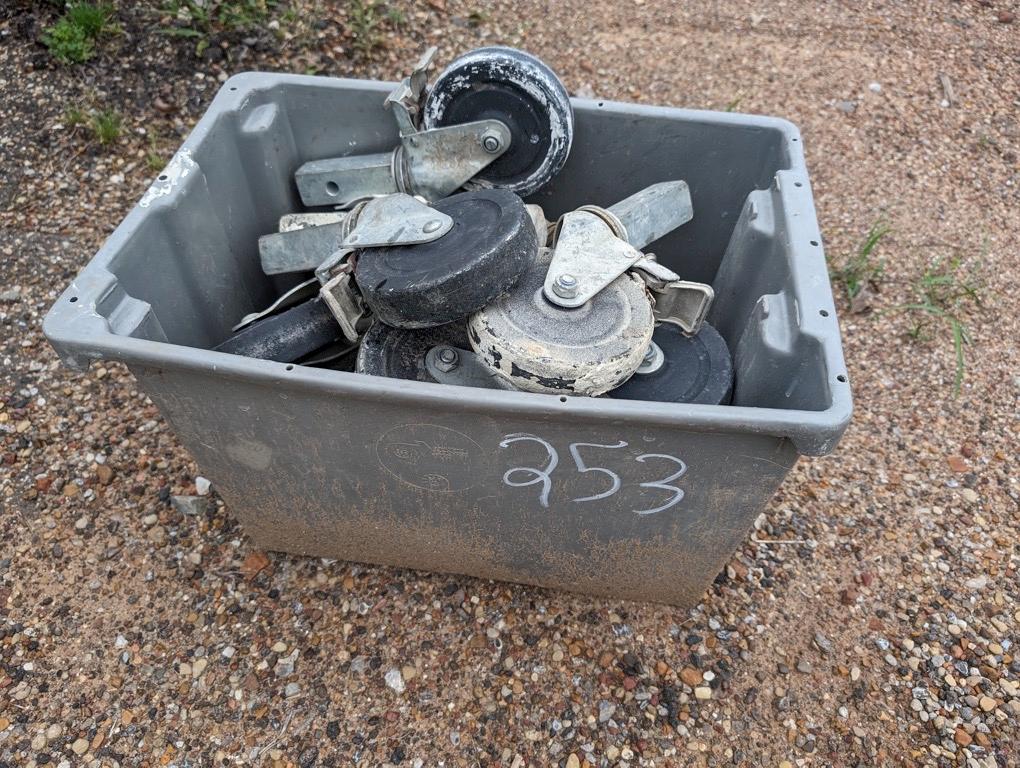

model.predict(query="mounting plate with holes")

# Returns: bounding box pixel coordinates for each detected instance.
[355,188,538,329]
[293,119,510,209]
[340,194,453,249]
[293,46,526,209]
[543,182,698,312]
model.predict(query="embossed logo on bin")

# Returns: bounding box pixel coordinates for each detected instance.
[377,424,485,492]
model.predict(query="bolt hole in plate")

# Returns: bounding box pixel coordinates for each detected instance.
[423,46,574,197]
[354,189,538,329]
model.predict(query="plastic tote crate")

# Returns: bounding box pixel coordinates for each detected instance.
[44,73,852,606]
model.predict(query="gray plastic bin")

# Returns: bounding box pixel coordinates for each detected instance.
[43,73,851,606]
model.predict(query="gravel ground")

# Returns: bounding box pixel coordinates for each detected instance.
[2,1,1019,766]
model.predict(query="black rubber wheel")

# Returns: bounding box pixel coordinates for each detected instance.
[423,46,573,197]
[213,297,339,363]
[356,321,471,382]
[609,323,734,405]
[354,189,537,329]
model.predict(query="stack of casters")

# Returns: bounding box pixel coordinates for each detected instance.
[216,47,733,406]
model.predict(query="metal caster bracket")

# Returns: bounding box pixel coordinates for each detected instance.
[294,47,511,209]
[542,180,713,335]
[259,194,452,275]
[632,256,714,336]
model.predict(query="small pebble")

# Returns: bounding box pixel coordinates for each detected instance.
[598,701,616,723]
[385,668,405,693]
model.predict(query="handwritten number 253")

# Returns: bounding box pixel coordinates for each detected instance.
[498,433,687,516]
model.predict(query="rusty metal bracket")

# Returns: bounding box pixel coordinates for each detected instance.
[632,256,714,335]
[318,261,367,344]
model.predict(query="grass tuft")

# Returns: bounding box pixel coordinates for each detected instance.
[347,0,384,57]
[900,253,983,395]
[42,2,118,64]
[64,104,122,147]
[158,0,280,52]
[345,0,406,57]
[831,220,889,301]
[90,108,122,145]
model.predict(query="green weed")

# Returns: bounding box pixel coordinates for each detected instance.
[386,6,406,27]
[42,2,118,64]
[90,108,122,145]
[347,0,384,56]
[900,252,984,394]
[63,105,88,127]
[159,0,278,40]
[64,104,122,146]
[831,220,889,300]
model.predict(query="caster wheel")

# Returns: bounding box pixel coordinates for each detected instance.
[300,339,359,371]
[468,249,654,396]
[356,321,471,383]
[609,323,733,405]
[214,297,340,363]
[424,46,573,197]
[354,189,538,329]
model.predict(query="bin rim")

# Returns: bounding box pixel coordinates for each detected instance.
[43,315,851,457]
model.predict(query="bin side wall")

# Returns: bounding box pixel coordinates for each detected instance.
[135,364,797,606]
[710,183,835,413]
